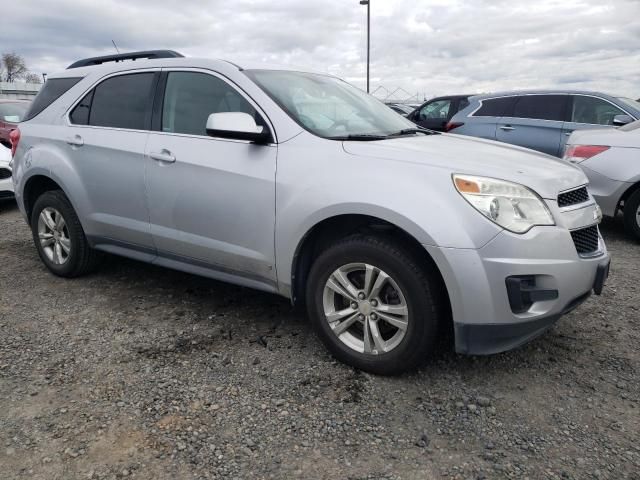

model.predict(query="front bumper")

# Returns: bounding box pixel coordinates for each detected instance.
[425,224,610,355]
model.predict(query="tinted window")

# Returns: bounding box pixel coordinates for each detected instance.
[474,97,516,117]
[23,77,82,121]
[0,102,29,123]
[512,95,567,121]
[89,73,155,130]
[418,99,451,120]
[162,72,257,136]
[571,96,625,126]
[458,98,470,111]
[69,90,94,125]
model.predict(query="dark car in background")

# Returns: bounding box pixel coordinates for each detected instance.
[0,100,30,148]
[448,91,640,157]
[407,95,471,131]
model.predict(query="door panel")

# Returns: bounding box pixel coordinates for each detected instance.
[65,71,157,249]
[495,95,567,156]
[495,118,564,156]
[146,70,277,284]
[65,127,153,247]
[145,134,277,283]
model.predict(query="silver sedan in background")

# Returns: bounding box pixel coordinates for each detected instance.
[564,120,640,240]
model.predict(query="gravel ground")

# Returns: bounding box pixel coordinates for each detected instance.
[1,199,638,480]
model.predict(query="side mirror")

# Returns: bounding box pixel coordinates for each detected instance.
[613,114,634,126]
[206,112,271,143]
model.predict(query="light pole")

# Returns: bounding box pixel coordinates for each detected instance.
[359,0,370,93]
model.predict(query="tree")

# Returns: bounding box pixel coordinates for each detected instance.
[24,72,42,84]
[1,52,28,82]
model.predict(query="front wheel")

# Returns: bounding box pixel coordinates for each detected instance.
[623,189,640,241]
[306,235,444,375]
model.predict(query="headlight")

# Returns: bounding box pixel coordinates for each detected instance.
[453,174,554,233]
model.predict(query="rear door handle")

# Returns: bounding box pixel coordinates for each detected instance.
[66,135,84,147]
[564,131,572,136]
[149,150,176,163]
[499,125,515,131]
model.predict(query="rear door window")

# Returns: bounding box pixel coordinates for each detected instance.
[473,97,516,117]
[86,73,156,130]
[571,96,626,126]
[512,95,567,121]
[23,77,83,121]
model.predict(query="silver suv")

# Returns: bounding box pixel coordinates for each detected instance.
[11,51,610,374]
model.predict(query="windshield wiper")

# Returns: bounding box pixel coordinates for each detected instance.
[387,127,437,137]
[330,134,388,141]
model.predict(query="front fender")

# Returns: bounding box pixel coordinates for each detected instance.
[274,135,502,296]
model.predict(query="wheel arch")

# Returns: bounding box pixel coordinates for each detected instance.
[289,213,452,331]
[23,174,68,222]
[18,144,93,231]
[619,180,640,211]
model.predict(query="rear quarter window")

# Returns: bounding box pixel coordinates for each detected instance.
[23,77,83,121]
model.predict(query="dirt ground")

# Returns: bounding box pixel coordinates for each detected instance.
[0,199,638,480]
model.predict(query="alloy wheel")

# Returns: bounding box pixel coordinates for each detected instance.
[322,263,409,355]
[37,207,71,265]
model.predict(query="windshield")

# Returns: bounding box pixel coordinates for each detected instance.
[245,70,415,139]
[616,97,640,112]
[0,102,29,123]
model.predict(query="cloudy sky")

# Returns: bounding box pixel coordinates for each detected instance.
[3,0,639,100]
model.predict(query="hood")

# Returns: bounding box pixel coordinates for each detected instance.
[568,126,640,149]
[342,134,587,199]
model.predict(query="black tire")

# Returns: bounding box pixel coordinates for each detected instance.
[30,190,101,277]
[305,234,444,375]
[623,189,640,241]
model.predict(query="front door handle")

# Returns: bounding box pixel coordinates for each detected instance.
[499,125,515,131]
[149,150,176,163]
[66,135,84,147]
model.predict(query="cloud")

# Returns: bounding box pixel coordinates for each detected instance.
[3,0,639,99]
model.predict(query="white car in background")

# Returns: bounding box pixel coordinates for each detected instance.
[564,120,640,240]
[0,143,14,199]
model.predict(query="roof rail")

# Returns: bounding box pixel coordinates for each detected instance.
[67,50,184,69]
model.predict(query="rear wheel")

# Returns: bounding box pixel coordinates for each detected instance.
[623,189,640,241]
[306,235,443,375]
[31,190,101,277]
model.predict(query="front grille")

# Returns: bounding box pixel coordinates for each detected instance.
[558,186,589,208]
[0,168,11,180]
[571,225,599,255]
